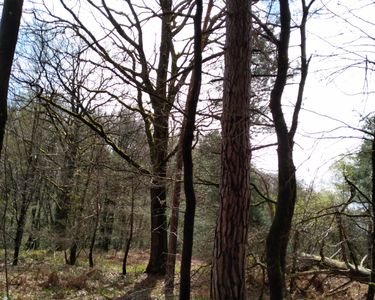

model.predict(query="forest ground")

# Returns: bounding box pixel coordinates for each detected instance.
[0,249,369,299]
[0,250,211,299]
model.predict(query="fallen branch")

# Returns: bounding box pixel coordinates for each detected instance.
[298,253,370,283]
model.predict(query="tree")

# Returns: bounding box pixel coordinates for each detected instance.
[210,0,252,299]
[24,0,223,275]
[332,119,375,299]
[3,103,45,265]
[165,0,220,293]
[261,1,314,298]
[0,0,24,156]
[179,0,203,298]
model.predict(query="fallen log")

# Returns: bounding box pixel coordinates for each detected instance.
[297,253,371,283]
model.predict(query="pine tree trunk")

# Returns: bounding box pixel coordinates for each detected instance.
[210,0,252,298]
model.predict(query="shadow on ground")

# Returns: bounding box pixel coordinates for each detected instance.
[114,274,165,300]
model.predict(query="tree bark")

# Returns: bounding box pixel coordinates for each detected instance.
[0,0,24,156]
[265,1,312,299]
[210,0,252,299]
[179,1,203,299]
[165,2,214,294]
[145,183,168,274]
[145,0,173,275]
[265,0,293,294]
[366,124,375,300]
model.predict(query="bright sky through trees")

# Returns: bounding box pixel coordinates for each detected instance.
[252,0,375,189]
[18,0,375,189]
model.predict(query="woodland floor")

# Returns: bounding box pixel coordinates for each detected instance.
[0,249,370,299]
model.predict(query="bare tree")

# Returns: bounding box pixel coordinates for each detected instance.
[21,0,226,275]
[178,0,203,298]
[260,1,314,298]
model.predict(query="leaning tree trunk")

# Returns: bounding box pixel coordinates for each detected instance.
[179,1,203,299]
[0,0,24,156]
[264,2,294,296]
[165,2,214,294]
[265,1,312,299]
[210,0,252,299]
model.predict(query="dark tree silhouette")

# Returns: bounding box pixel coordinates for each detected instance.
[0,0,24,156]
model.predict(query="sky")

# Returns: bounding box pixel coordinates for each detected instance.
[13,0,375,190]
[252,0,375,190]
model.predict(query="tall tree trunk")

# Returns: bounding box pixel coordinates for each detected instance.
[265,1,312,299]
[0,0,24,156]
[265,139,296,300]
[366,125,375,300]
[146,181,168,274]
[179,1,203,298]
[145,0,172,275]
[165,2,214,293]
[265,0,293,293]
[210,0,252,299]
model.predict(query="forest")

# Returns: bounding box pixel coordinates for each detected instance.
[1,0,375,299]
